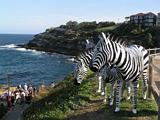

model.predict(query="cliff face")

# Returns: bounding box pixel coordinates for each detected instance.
[25,21,115,56]
[26,38,87,56]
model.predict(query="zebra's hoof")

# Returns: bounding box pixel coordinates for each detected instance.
[97,90,101,93]
[109,101,113,106]
[143,94,147,100]
[101,92,105,96]
[127,96,131,100]
[114,107,120,113]
[132,109,137,114]
[103,99,107,103]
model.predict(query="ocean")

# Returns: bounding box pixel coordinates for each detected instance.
[0,34,75,86]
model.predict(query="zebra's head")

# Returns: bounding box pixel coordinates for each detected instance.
[89,32,111,72]
[74,59,87,86]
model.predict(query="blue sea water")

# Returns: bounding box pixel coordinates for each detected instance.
[0,34,75,86]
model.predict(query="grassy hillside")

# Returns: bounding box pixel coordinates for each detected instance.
[23,72,158,120]
[96,25,119,32]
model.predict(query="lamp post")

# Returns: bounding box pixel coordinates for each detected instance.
[7,74,10,96]
[6,74,11,108]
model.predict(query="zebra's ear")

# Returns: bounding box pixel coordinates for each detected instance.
[80,59,85,67]
[86,39,89,44]
[101,32,110,44]
[74,59,79,63]
[74,56,80,63]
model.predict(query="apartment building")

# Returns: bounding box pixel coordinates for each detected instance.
[157,13,160,26]
[130,12,157,27]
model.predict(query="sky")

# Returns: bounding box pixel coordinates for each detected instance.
[0,0,160,34]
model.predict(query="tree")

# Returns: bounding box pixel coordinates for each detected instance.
[145,33,153,48]
[66,21,78,29]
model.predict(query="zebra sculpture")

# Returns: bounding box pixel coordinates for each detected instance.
[74,49,93,86]
[89,32,149,114]
[73,48,122,105]
[97,64,122,105]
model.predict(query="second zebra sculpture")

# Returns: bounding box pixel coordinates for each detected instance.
[89,32,149,114]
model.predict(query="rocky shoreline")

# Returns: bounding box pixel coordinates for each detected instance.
[23,34,97,56]
[20,45,78,56]
[22,21,116,56]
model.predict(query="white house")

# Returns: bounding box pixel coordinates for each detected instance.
[156,13,160,26]
[130,12,157,27]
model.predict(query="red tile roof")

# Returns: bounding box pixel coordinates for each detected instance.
[135,13,144,16]
[146,12,156,16]
[130,12,157,17]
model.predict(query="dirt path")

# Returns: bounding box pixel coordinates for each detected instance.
[1,104,29,120]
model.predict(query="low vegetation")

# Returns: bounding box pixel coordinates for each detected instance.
[24,72,158,120]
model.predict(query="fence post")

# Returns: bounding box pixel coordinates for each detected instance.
[148,49,150,55]
[148,56,153,98]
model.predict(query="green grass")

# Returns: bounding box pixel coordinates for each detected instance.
[23,73,158,120]
[96,25,119,32]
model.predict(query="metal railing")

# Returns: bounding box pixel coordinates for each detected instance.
[148,48,160,56]
[148,48,160,119]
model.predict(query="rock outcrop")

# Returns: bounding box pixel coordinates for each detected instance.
[24,21,116,56]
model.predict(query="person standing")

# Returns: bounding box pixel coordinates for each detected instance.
[6,91,11,108]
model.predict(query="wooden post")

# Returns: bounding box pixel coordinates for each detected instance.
[148,49,150,55]
[148,56,153,98]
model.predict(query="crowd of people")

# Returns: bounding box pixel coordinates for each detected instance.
[6,83,37,108]
[0,82,56,109]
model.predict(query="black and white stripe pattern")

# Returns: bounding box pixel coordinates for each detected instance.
[89,32,149,114]
[74,49,93,85]
[98,64,122,105]
[73,49,122,105]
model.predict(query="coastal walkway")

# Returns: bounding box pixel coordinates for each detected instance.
[1,104,29,120]
[148,48,160,120]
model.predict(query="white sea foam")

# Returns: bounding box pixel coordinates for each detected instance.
[0,44,17,48]
[0,44,44,55]
[15,48,27,51]
[67,58,75,62]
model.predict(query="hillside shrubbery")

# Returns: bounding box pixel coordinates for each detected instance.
[24,72,158,120]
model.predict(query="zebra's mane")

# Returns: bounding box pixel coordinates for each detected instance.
[77,49,93,61]
[106,33,128,47]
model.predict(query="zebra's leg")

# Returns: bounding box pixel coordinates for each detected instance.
[101,77,106,96]
[143,75,148,100]
[103,79,107,102]
[126,82,131,100]
[97,76,102,93]
[131,80,138,114]
[109,79,115,106]
[115,79,123,112]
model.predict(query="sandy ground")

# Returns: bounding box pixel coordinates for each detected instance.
[0,86,16,95]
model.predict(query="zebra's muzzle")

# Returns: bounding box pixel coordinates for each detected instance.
[89,66,98,72]
[74,78,81,86]
[89,62,98,72]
